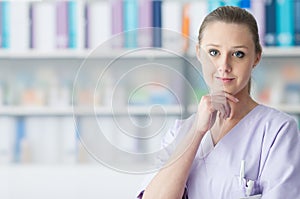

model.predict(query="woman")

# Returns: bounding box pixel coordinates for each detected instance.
[137,6,300,199]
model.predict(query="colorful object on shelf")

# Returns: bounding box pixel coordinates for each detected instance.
[67,1,77,48]
[265,0,277,46]
[111,0,124,48]
[123,0,138,48]
[2,0,300,50]
[152,0,162,48]
[1,1,10,48]
[295,0,300,45]
[276,0,294,46]
[56,1,68,48]
[182,3,190,52]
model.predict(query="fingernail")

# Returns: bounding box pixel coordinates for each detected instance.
[234,98,239,102]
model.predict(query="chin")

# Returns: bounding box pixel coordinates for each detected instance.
[225,86,249,97]
[222,88,240,96]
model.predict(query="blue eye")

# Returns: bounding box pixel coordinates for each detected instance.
[233,51,245,58]
[209,49,219,57]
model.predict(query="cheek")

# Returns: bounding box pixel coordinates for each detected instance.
[200,59,218,86]
[238,66,253,83]
[202,66,214,87]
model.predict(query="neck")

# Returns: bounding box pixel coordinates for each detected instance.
[227,93,257,120]
[210,88,259,145]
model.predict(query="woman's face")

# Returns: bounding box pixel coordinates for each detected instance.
[198,21,261,96]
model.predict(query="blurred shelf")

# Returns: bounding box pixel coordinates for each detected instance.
[0,104,296,116]
[0,105,184,116]
[0,106,74,116]
[0,48,182,59]
[262,47,300,57]
[270,104,300,114]
[0,49,87,59]
[2,47,300,59]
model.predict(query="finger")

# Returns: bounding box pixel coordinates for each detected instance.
[224,101,231,118]
[224,93,239,103]
[209,94,230,119]
[210,95,227,108]
[212,102,226,119]
[208,92,233,119]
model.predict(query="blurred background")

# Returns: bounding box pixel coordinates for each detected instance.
[0,0,300,198]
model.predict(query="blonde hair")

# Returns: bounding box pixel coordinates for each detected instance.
[198,6,262,54]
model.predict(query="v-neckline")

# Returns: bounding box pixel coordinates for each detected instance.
[201,104,262,155]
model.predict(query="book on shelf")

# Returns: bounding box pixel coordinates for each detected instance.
[10,1,30,51]
[56,1,68,48]
[251,0,265,45]
[1,1,10,49]
[55,0,85,50]
[240,0,251,9]
[24,116,78,164]
[87,1,111,50]
[59,117,78,164]
[295,0,300,45]
[138,0,152,47]
[223,0,241,7]
[111,0,124,48]
[208,0,223,12]
[182,3,190,52]
[84,3,89,49]
[30,2,56,50]
[152,0,162,48]
[265,0,276,46]
[0,117,16,164]
[67,1,77,49]
[123,0,138,48]
[67,0,85,49]
[162,1,182,50]
[276,0,294,46]
[15,118,25,163]
[76,0,85,50]
[2,0,300,51]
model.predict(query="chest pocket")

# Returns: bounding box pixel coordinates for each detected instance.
[230,175,262,199]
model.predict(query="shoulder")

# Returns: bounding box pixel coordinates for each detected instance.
[168,114,196,136]
[162,114,195,145]
[252,104,298,131]
[254,105,299,152]
[158,114,196,165]
[257,106,300,195]
[243,104,299,151]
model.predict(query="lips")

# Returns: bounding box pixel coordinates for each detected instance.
[216,77,235,83]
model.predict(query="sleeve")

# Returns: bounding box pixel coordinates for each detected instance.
[135,117,194,198]
[259,118,300,198]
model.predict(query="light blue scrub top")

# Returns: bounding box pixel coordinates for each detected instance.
[137,105,300,199]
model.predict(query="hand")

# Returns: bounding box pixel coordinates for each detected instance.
[193,91,239,135]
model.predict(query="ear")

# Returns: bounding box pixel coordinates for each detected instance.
[253,52,262,68]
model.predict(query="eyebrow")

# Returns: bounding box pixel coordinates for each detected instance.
[205,44,249,49]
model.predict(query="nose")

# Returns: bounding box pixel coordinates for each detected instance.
[217,55,232,73]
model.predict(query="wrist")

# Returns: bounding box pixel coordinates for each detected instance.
[191,123,207,137]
